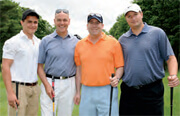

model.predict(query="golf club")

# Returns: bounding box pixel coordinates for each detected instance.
[109,73,114,116]
[16,82,19,116]
[52,77,55,116]
[170,87,173,116]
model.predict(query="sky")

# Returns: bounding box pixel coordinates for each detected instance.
[13,0,133,38]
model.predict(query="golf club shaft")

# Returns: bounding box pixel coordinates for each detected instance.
[52,77,55,116]
[16,83,19,116]
[109,74,115,116]
[170,87,173,116]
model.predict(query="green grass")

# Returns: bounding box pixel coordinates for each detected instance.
[0,71,180,116]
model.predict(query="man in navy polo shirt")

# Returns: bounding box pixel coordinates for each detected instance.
[38,9,79,116]
[118,4,179,115]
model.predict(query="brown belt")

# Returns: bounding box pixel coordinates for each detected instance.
[12,81,38,86]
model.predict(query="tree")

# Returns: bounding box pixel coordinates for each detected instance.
[109,15,129,39]
[103,29,109,35]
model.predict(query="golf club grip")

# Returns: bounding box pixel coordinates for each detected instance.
[170,87,173,116]
[52,78,55,102]
[109,73,115,116]
[111,74,115,78]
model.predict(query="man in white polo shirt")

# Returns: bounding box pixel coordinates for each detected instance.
[2,9,40,116]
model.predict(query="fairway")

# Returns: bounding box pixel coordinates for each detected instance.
[0,71,180,116]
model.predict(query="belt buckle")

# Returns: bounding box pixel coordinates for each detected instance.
[31,82,36,86]
[133,85,143,89]
[133,86,140,89]
[60,76,67,79]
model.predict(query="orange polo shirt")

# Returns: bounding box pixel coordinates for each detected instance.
[74,32,124,86]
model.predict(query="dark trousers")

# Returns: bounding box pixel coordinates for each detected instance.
[119,80,164,116]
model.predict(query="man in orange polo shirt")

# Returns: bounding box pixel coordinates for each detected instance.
[74,13,124,116]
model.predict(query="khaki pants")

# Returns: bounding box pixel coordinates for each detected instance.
[8,82,40,116]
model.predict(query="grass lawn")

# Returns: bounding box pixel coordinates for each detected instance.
[0,71,180,116]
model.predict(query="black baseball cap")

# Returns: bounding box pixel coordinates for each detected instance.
[22,9,39,21]
[87,13,103,23]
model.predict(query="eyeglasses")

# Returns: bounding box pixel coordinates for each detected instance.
[55,9,69,14]
[88,13,102,18]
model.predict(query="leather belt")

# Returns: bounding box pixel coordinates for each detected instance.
[132,79,162,89]
[46,74,75,80]
[12,81,38,86]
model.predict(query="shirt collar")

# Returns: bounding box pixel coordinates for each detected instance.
[52,30,71,39]
[19,30,37,40]
[85,32,106,42]
[124,22,149,37]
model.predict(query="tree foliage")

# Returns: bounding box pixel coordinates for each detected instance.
[109,0,180,68]
[109,15,129,39]
[0,0,54,63]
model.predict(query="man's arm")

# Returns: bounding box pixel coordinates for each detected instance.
[2,58,19,108]
[74,65,81,105]
[110,67,124,87]
[37,63,54,99]
[166,55,179,87]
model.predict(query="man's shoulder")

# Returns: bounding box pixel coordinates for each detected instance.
[75,37,87,47]
[69,34,80,43]
[40,32,55,44]
[147,25,165,35]
[42,32,54,40]
[105,35,119,45]
[5,32,21,44]
[118,31,130,42]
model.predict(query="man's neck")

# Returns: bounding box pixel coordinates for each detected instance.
[89,33,102,44]
[56,30,68,39]
[131,23,144,36]
[23,30,33,39]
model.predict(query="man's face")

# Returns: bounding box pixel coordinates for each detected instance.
[54,12,70,34]
[125,11,143,28]
[21,16,38,36]
[87,19,104,36]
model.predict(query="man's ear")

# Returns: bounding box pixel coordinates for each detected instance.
[20,20,23,26]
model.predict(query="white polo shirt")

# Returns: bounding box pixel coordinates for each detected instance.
[3,30,41,83]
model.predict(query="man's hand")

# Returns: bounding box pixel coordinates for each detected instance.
[7,92,19,109]
[110,76,120,87]
[74,92,81,105]
[45,83,55,99]
[168,75,179,87]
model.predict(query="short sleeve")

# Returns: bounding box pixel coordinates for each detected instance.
[2,40,16,59]
[74,43,81,66]
[38,40,46,64]
[114,42,124,68]
[158,29,174,61]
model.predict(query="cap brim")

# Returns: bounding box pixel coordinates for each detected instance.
[125,9,140,15]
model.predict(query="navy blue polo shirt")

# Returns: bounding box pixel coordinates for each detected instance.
[38,30,79,77]
[119,23,174,87]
